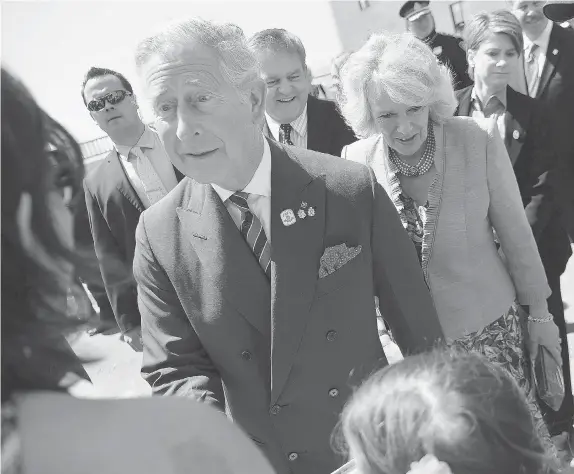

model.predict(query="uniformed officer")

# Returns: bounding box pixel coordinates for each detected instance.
[399,0,472,90]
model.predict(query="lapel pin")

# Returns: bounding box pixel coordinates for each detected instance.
[307,207,316,217]
[297,209,307,219]
[513,130,520,140]
[280,209,297,226]
[552,49,558,56]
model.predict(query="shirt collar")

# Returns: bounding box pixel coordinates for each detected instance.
[265,103,308,140]
[471,86,507,112]
[523,19,553,53]
[115,124,156,159]
[211,136,271,202]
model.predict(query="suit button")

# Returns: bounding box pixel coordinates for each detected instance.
[270,405,281,415]
[328,388,339,398]
[241,351,252,361]
[326,330,338,342]
[288,452,298,461]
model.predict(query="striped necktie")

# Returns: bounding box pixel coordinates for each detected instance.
[279,123,294,145]
[228,191,271,279]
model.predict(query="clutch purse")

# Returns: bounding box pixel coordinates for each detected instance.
[532,345,565,412]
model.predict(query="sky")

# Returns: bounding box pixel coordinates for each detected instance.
[2,0,343,143]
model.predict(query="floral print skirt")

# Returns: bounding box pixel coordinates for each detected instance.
[448,304,557,457]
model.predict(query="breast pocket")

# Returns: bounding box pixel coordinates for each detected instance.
[315,251,366,298]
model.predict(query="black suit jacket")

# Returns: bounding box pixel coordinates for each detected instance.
[455,85,571,276]
[429,32,473,90]
[134,139,442,474]
[264,95,356,156]
[83,150,183,332]
[535,25,574,238]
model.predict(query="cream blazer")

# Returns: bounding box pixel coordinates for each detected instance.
[343,116,550,340]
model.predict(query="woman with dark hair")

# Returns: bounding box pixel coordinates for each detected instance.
[339,350,561,474]
[1,68,91,401]
[0,68,275,474]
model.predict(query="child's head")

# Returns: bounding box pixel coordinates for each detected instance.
[340,350,554,474]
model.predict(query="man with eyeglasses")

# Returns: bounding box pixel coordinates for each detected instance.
[81,67,183,348]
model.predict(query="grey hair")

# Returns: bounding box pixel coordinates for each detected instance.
[248,28,307,69]
[135,17,259,103]
[339,32,456,139]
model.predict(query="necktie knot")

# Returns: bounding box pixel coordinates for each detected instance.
[279,123,294,145]
[527,43,539,63]
[228,191,250,212]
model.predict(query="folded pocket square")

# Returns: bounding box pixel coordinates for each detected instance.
[319,243,362,278]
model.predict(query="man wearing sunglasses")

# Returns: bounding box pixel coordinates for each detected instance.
[81,67,183,349]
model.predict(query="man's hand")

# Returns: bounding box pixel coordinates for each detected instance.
[121,327,143,352]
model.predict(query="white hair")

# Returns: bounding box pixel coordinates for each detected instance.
[340,32,457,139]
[135,17,260,104]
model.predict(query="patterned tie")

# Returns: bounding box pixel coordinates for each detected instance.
[279,123,294,145]
[228,192,271,279]
[525,43,540,98]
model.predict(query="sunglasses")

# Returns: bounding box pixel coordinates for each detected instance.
[86,90,132,112]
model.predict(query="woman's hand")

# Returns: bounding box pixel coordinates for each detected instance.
[527,318,561,363]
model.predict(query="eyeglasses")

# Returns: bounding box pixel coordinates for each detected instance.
[86,90,132,112]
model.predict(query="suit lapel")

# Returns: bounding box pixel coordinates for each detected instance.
[176,181,271,336]
[262,120,275,143]
[536,26,560,99]
[107,151,145,213]
[455,87,473,117]
[270,141,326,402]
[505,88,528,167]
[306,95,328,154]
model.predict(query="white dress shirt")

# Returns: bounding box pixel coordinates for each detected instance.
[115,125,178,208]
[212,137,272,243]
[265,104,308,149]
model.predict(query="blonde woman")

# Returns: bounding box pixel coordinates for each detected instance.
[340,32,560,450]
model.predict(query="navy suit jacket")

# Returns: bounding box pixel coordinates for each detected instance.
[533,25,574,239]
[133,139,442,474]
[83,150,183,332]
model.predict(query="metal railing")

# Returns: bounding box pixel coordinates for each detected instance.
[80,135,114,164]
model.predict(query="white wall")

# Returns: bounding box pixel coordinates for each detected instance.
[329,0,508,55]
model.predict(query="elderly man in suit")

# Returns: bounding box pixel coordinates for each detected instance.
[132,17,442,474]
[82,67,183,347]
[510,0,574,441]
[248,28,356,157]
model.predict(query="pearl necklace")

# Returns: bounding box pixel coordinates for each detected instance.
[388,123,436,177]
